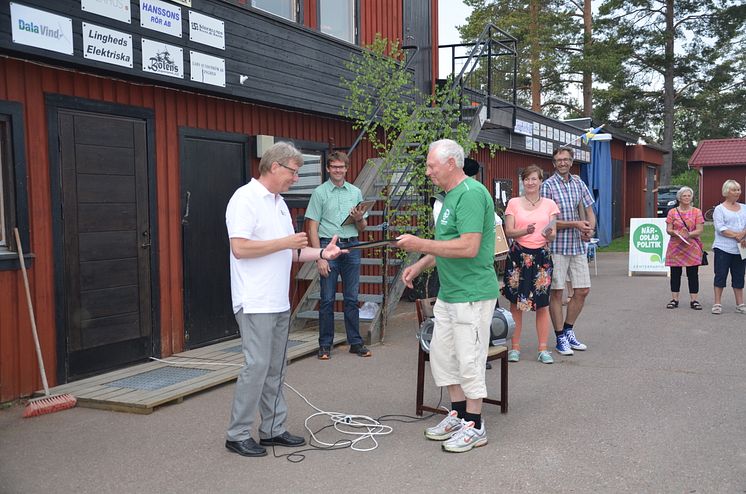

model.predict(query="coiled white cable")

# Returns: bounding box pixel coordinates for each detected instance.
[284,382,393,452]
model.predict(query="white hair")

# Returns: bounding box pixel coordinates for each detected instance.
[676,186,694,201]
[429,139,464,168]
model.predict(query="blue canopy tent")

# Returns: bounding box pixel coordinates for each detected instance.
[581,139,613,247]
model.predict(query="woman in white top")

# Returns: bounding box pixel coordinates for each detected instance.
[711,179,746,314]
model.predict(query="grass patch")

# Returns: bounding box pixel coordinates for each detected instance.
[598,222,714,253]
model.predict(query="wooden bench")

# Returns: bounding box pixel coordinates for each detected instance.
[415,297,508,416]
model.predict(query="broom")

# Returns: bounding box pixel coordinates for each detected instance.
[14,228,77,417]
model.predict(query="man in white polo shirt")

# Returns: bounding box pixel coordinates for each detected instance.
[224,141,345,458]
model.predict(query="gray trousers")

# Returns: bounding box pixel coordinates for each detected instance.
[226,311,290,441]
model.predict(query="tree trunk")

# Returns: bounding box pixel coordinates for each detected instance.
[529,0,541,111]
[582,0,593,117]
[661,0,675,185]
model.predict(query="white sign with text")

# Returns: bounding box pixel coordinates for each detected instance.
[82,22,133,68]
[189,11,225,49]
[190,51,225,87]
[140,0,182,37]
[628,218,671,275]
[81,0,131,24]
[141,38,183,78]
[10,3,73,55]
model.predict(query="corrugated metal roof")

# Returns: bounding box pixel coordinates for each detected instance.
[688,138,746,167]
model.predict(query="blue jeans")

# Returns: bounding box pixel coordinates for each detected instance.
[319,238,362,347]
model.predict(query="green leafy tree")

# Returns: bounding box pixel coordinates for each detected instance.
[457,0,591,117]
[594,0,746,184]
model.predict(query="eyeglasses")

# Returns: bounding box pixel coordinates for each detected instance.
[553,158,572,164]
[328,165,347,170]
[276,163,300,176]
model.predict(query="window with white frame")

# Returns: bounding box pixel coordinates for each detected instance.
[252,0,298,21]
[319,0,356,43]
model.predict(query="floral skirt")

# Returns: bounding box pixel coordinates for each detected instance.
[502,242,553,311]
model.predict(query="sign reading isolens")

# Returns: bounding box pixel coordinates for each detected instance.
[628,218,670,275]
[141,38,183,78]
[190,51,225,87]
[189,11,225,50]
[83,22,133,68]
[140,0,182,37]
[81,0,131,24]
[10,3,73,55]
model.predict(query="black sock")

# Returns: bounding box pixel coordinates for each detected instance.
[464,411,481,429]
[451,400,466,419]
[563,323,574,334]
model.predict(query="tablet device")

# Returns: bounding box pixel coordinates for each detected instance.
[341,200,377,226]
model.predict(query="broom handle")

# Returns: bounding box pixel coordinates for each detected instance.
[14,228,51,396]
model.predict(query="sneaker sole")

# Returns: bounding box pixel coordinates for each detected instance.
[424,430,459,441]
[441,437,488,452]
[569,345,587,351]
[556,349,574,355]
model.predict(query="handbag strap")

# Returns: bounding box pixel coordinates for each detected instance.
[675,208,692,232]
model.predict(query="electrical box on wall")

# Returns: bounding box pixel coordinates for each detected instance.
[255,135,274,158]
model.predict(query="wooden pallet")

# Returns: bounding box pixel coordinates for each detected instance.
[43,331,344,414]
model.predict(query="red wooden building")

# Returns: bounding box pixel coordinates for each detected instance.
[0,0,663,402]
[688,138,746,211]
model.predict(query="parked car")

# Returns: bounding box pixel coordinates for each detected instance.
[657,185,683,217]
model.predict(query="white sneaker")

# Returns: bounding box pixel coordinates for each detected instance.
[424,410,463,441]
[442,420,487,452]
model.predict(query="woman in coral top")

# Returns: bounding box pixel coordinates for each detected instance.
[503,165,560,364]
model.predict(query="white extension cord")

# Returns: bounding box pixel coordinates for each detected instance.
[151,357,393,452]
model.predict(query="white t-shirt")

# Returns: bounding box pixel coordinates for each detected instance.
[226,179,294,313]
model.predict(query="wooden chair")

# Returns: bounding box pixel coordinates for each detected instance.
[415,297,509,416]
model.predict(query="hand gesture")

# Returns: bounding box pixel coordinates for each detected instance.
[526,223,536,235]
[321,235,348,260]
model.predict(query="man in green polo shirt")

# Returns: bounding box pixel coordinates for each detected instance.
[398,139,498,453]
[306,151,371,360]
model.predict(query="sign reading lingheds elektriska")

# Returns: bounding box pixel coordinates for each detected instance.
[141,38,183,78]
[83,22,133,68]
[140,0,182,38]
[10,3,73,55]
[628,218,670,276]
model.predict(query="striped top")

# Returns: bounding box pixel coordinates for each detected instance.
[540,173,595,255]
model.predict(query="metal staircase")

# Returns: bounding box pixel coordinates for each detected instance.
[289,24,518,345]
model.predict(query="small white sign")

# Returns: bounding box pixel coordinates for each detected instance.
[525,136,533,150]
[190,51,225,87]
[82,22,133,68]
[10,3,73,55]
[142,38,183,78]
[532,138,540,152]
[540,140,547,154]
[533,121,540,136]
[189,11,225,50]
[81,0,131,24]
[513,119,533,136]
[628,218,671,275]
[141,0,182,37]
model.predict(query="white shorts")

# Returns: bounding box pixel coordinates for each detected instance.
[551,253,591,289]
[429,298,496,400]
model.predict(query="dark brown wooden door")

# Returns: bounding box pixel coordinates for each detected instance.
[180,130,249,348]
[58,111,153,378]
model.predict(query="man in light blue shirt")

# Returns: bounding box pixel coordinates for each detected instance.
[306,151,371,359]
